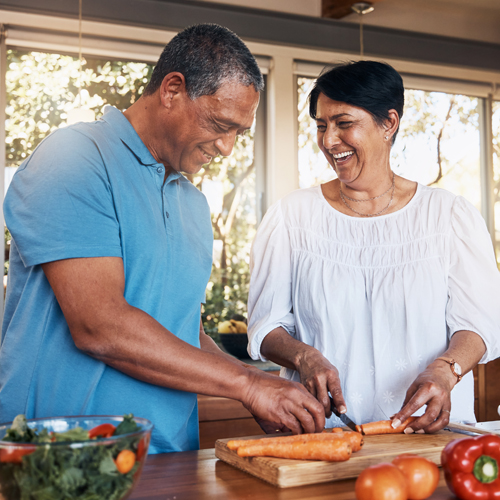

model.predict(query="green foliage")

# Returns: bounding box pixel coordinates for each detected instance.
[5,50,152,168]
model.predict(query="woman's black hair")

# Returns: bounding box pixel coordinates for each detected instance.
[309,61,404,144]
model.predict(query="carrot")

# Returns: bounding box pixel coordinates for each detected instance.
[324,427,344,434]
[359,416,419,435]
[237,438,352,461]
[228,431,363,453]
[115,449,136,474]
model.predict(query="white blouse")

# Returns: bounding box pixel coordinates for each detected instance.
[247,184,500,426]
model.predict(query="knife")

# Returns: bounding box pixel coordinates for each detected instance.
[329,396,358,432]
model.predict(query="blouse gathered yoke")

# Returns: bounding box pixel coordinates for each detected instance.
[247,183,500,427]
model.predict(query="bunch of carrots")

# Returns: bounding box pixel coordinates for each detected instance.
[226,417,418,463]
[227,429,363,462]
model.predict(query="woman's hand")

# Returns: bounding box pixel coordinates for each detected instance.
[296,348,346,419]
[260,327,346,419]
[391,360,456,434]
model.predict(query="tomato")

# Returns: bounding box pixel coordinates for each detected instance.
[114,449,136,474]
[0,445,36,464]
[355,462,408,500]
[88,423,116,439]
[392,454,439,500]
[136,437,146,461]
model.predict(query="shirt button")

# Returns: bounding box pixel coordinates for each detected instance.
[166,211,170,218]
[157,167,164,174]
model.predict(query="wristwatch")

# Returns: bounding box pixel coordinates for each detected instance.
[436,357,463,383]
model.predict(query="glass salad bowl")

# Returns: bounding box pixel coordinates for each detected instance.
[0,414,153,500]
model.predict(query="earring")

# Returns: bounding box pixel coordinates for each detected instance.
[384,136,389,140]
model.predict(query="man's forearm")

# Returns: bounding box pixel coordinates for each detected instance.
[77,304,259,401]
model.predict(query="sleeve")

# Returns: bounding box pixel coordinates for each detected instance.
[247,200,295,361]
[446,195,500,363]
[4,127,122,268]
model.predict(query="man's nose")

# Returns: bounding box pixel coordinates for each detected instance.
[215,131,237,157]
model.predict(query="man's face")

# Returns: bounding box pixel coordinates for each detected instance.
[161,80,260,175]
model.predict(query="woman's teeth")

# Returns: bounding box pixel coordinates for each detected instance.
[333,151,354,159]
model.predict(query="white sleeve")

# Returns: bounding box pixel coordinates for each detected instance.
[446,196,500,363]
[247,200,295,361]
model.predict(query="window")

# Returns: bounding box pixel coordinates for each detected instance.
[192,126,259,338]
[392,90,481,210]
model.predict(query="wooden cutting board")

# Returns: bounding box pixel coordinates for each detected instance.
[215,430,467,488]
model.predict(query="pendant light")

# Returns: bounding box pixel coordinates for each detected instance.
[351,2,375,58]
[67,0,95,124]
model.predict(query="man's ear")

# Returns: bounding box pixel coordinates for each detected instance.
[159,72,187,110]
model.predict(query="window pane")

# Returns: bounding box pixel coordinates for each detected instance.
[190,130,258,338]
[297,77,335,188]
[493,100,500,265]
[392,90,481,210]
[5,50,152,170]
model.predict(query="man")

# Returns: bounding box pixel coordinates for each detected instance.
[0,24,325,453]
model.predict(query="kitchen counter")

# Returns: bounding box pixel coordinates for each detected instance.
[128,448,456,499]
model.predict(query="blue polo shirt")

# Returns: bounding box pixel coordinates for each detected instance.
[0,106,213,453]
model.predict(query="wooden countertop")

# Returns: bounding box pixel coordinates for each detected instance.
[128,448,457,499]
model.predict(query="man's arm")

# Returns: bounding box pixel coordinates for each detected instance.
[42,257,325,434]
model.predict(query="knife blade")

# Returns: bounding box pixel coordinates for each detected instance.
[329,396,358,432]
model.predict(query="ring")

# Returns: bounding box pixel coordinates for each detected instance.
[442,410,450,413]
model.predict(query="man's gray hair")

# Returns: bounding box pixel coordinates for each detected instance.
[144,24,264,99]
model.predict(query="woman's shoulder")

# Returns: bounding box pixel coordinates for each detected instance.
[278,185,324,215]
[419,184,477,213]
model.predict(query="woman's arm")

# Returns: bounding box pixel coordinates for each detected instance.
[261,327,347,418]
[391,330,486,433]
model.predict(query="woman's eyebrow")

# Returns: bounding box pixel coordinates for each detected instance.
[315,113,353,122]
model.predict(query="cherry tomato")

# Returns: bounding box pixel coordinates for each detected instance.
[355,462,408,500]
[0,445,36,463]
[393,454,439,500]
[88,423,116,439]
[136,437,146,461]
[114,449,136,474]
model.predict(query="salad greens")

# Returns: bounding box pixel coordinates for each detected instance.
[0,414,144,500]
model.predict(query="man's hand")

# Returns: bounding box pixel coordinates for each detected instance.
[391,361,455,434]
[242,370,325,435]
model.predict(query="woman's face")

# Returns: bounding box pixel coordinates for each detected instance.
[315,93,389,185]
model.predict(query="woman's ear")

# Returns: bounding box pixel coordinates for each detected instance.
[159,72,187,110]
[384,109,400,142]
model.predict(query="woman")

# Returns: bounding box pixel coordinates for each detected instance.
[247,61,500,434]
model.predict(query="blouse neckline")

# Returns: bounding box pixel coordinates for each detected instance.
[316,181,422,221]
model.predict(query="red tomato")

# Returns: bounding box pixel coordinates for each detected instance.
[393,454,440,500]
[136,437,146,461]
[88,423,116,439]
[0,445,36,464]
[355,463,408,500]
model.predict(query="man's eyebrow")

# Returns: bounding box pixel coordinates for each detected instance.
[316,113,353,122]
